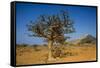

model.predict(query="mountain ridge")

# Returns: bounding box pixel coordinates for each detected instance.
[69,34,96,44]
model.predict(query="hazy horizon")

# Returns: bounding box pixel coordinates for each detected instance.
[16,3,97,45]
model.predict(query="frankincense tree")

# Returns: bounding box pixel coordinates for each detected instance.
[27,10,75,61]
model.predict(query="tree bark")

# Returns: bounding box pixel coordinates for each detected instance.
[48,40,53,61]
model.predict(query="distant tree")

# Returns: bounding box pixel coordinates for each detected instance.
[27,10,75,61]
[43,44,47,47]
[22,44,28,47]
[32,44,40,51]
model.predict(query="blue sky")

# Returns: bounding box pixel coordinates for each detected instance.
[16,3,97,45]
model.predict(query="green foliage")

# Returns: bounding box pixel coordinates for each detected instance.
[64,41,69,44]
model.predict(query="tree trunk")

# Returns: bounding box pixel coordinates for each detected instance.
[48,40,53,61]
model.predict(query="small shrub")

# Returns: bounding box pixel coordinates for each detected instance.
[22,44,28,47]
[32,44,40,51]
[52,46,66,58]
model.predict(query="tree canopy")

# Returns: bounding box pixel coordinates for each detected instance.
[27,10,75,43]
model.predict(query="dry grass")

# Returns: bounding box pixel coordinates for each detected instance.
[16,44,96,65]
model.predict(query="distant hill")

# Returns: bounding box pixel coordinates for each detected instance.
[70,34,96,44]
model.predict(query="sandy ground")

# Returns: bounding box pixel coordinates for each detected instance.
[16,44,96,65]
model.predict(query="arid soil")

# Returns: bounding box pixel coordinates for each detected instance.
[16,44,96,65]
